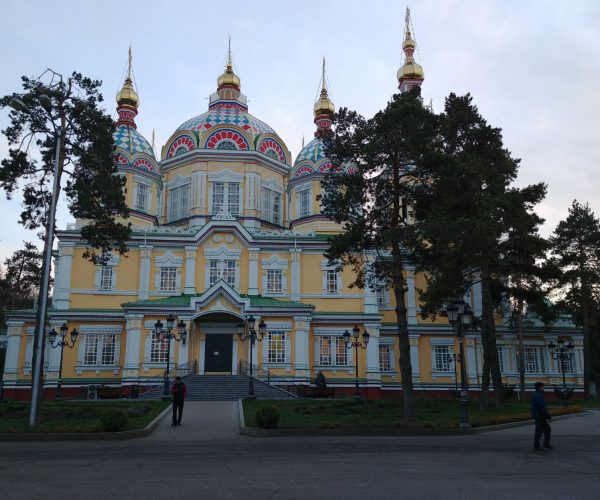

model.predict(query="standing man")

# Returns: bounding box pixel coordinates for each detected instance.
[171,376,187,427]
[531,381,553,451]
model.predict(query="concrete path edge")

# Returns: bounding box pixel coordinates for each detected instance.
[0,404,171,442]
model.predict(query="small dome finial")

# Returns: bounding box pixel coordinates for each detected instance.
[313,57,335,134]
[217,36,241,90]
[397,7,424,92]
[116,46,139,127]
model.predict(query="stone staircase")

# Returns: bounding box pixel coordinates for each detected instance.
[140,374,296,401]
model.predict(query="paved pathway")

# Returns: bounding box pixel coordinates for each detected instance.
[146,400,242,441]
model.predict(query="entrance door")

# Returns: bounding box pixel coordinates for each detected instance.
[204,334,233,373]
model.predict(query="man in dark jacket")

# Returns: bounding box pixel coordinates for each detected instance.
[531,382,553,451]
[170,376,187,427]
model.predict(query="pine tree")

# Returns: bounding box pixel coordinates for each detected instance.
[416,93,547,408]
[320,88,440,421]
[549,200,600,399]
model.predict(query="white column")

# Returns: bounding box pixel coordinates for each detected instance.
[199,336,206,374]
[54,242,75,310]
[3,322,24,380]
[123,315,143,381]
[406,266,417,325]
[473,281,483,316]
[466,336,477,381]
[294,317,310,381]
[409,334,420,382]
[232,337,239,375]
[290,248,302,302]
[138,245,152,300]
[365,323,381,383]
[248,248,259,295]
[184,246,196,294]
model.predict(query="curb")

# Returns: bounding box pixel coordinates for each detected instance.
[0,405,170,442]
[239,405,587,438]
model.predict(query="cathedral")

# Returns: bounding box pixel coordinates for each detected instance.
[1,13,583,399]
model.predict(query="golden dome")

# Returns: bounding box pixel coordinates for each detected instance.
[116,77,139,108]
[397,57,424,81]
[314,88,335,117]
[217,63,241,89]
[403,35,416,50]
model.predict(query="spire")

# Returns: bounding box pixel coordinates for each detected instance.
[397,7,424,92]
[313,57,335,135]
[116,45,139,128]
[217,36,241,91]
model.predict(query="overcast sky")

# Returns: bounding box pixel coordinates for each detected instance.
[1,0,599,262]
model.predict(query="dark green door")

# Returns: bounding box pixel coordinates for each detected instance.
[204,334,233,373]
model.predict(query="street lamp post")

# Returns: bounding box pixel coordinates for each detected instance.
[548,338,575,395]
[9,95,65,426]
[154,314,187,400]
[452,352,459,394]
[237,315,267,397]
[446,299,473,429]
[343,325,370,400]
[47,323,78,400]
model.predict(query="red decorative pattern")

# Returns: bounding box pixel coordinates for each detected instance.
[258,138,286,162]
[167,135,196,158]
[345,165,358,174]
[133,158,155,172]
[116,154,128,165]
[293,165,314,178]
[317,162,335,173]
[205,129,249,150]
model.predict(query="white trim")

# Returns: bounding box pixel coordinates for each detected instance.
[207,169,245,183]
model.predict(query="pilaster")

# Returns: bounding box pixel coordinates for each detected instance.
[365,323,381,383]
[184,246,197,294]
[138,245,152,300]
[406,266,417,325]
[409,334,421,382]
[248,247,259,295]
[54,242,75,310]
[3,322,24,380]
[293,317,310,380]
[290,248,302,302]
[123,314,143,380]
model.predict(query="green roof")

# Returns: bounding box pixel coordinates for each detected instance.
[122,293,312,309]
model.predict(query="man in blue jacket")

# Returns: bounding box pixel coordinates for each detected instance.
[531,382,553,451]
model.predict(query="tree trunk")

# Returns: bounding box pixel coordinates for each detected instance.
[480,268,506,407]
[392,248,416,421]
[517,296,526,401]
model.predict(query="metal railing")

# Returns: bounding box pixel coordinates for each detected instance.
[135,360,197,398]
[239,361,302,397]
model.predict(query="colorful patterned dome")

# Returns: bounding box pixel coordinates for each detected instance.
[291,138,333,179]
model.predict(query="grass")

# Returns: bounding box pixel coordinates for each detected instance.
[0,400,169,434]
[580,399,600,408]
[243,397,583,430]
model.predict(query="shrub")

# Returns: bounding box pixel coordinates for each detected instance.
[100,409,129,432]
[315,371,327,388]
[126,405,150,417]
[255,406,280,429]
[503,384,516,400]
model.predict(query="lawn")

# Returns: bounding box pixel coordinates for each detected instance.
[0,400,169,434]
[244,397,583,429]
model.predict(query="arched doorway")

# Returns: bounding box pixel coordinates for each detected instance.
[192,312,244,375]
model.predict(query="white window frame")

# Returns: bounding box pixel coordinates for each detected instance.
[204,245,242,290]
[154,251,183,294]
[298,187,311,218]
[318,336,349,367]
[167,176,191,222]
[94,254,119,291]
[99,266,114,291]
[261,185,283,225]
[430,343,453,373]
[82,334,118,366]
[261,254,288,296]
[377,286,389,308]
[321,261,343,295]
[517,347,547,374]
[134,180,151,212]
[159,267,177,292]
[267,331,286,364]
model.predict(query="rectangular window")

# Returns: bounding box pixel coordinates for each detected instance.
[379,344,392,372]
[101,335,117,365]
[266,269,283,293]
[160,267,177,292]
[562,353,575,374]
[520,347,546,374]
[168,184,190,221]
[99,266,113,291]
[335,337,348,366]
[228,182,240,215]
[212,182,224,214]
[377,287,388,308]
[434,345,453,372]
[267,331,286,363]
[261,187,281,224]
[326,270,339,294]
[83,335,117,366]
[319,336,332,366]
[299,189,310,217]
[150,333,169,363]
[135,182,149,212]
[209,260,237,288]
